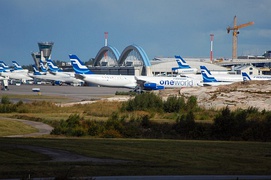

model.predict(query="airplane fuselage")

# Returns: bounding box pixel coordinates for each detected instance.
[136,76,202,88]
[79,74,137,89]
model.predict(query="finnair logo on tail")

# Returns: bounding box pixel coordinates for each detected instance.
[0,61,9,69]
[12,61,23,70]
[0,67,5,72]
[242,72,251,81]
[69,54,93,74]
[32,65,42,75]
[201,72,218,82]
[47,60,60,72]
[175,55,191,69]
[200,66,212,76]
[200,66,218,82]
[39,62,47,72]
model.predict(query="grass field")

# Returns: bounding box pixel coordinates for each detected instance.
[0,93,271,179]
[0,119,37,136]
[0,137,271,178]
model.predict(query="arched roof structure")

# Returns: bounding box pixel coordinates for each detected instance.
[93,44,151,68]
[94,45,120,66]
[118,44,151,67]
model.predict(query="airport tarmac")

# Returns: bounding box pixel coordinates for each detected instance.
[0,84,131,103]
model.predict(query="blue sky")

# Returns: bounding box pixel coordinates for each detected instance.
[0,0,270,65]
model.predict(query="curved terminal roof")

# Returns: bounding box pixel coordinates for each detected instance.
[119,44,151,67]
[94,45,120,66]
[94,44,151,67]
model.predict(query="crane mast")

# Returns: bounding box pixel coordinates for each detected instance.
[227,16,254,60]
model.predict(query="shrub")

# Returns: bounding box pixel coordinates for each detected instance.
[122,92,163,112]
[163,96,185,113]
[101,129,122,138]
[174,111,196,139]
[1,95,11,104]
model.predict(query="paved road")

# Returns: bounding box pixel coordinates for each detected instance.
[1,84,131,102]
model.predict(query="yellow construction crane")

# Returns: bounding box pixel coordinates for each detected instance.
[227,15,254,59]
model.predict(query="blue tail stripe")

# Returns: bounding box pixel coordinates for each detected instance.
[32,65,42,75]
[47,60,62,72]
[174,55,191,69]
[69,54,93,74]
[12,61,23,70]
[242,72,251,81]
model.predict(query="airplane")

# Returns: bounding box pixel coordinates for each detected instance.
[200,66,240,86]
[242,72,271,81]
[30,63,83,86]
[12,61,28,73]
[47,59,76,77]
[200,66,243,83]
[46,59,84,85]
[69,54,137,89]
[0,66,33,83]
[171,55,198,74]
[29,65,63,85]
[135,75,203,90]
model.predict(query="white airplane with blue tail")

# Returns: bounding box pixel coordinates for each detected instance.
[171,55,198,74]
[0,61,32,83]
[200,66,242,86]
[12,61,29,73]
[69,54,137,89]
[46,59,84,85]
[29,62,82,86]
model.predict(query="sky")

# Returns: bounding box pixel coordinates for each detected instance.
[0,0,271,65]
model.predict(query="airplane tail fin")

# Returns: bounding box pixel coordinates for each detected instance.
[32,65,42,75]
[12,61,23,70]
[39,61,47,73]
[69,54,93,74]
[174,55,191,69]
[200,66,218,82]
[0,67,5,72]
[242,72,251,81]
[47,59,62,72]
[0,61,11,71]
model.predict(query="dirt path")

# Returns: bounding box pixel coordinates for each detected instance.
[1,117,53,137]
[1,117,127,163]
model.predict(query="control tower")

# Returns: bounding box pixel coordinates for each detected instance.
[31,52,41,67]
[38,42,54,62]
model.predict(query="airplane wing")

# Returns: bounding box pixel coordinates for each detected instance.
[75,74,86,81]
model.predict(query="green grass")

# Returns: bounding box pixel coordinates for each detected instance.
[0,119,37,136]
[0,94,270,178]
[0,138,271,178]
